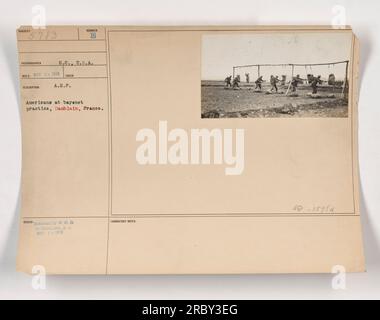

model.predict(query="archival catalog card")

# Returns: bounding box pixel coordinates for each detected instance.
[16,26,365,274]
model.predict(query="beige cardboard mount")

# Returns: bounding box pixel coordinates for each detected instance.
[16,26,365,274]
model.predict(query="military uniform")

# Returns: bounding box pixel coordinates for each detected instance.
[232,75,240,89]
[311,76,322,94]
[270,76,280,92]
[254,76,264,90]
[291,75,303,92]
[225,76,232,87]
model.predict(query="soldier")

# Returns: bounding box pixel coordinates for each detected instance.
[311,75,323,94]
[232,75,241,89]
[270,75,280,92]
[269,75,274,90]
[290,74,303,92]
[225,75,232,88]
[254,76,264,91]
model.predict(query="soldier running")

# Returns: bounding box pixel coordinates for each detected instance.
[290,74,303,92]
[232,75,241,89]
[254,76,264,91]
[311,75,323,94]
[225,75,232,88]
[270,75,280,92]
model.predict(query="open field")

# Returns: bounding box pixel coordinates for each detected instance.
[201,80,348,118]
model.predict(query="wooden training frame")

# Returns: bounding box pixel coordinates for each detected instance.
[232,61,349,97]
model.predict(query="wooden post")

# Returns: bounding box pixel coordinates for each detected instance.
[233,67,235,79]
[258,65,260,78]
[286,65,294,96]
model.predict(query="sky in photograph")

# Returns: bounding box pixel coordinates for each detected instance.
[201,32,352,81]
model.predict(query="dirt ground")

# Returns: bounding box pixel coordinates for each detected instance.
[201,80,349,118]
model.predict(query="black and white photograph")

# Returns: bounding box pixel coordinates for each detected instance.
[201,33,351,118]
